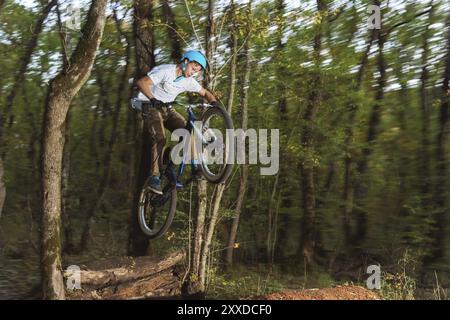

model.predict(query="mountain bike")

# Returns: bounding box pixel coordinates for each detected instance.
[130,99,234,239]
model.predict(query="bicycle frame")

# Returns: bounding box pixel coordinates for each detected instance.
[163,103,215,189]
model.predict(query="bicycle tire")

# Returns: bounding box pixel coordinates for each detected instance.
[200,106,234,183]
[138,165,177,239]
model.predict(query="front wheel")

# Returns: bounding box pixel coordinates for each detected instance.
[199,106,234,183]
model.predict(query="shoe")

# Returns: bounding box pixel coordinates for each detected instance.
[148,175,163,195]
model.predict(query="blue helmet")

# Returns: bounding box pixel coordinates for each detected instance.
[181,50,208,70]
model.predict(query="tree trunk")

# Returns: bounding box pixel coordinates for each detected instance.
[397,80,409,197]
[418,5,435,209]
[274,0,287,121]
[133,0,155,78]
[192,180,207,287]
[90,70,108,173]
[204,0,216,87]
[65,252,185,299]
[128,0,155,256]
[226,0,237,116]
[161,0,182,62]
[226,15,251,265]
[23,93,41,224]
[187,0,216,294]
[271,0,294,261]
[298,0,326,267]
[199,184,225,287]
[352,27,387,245]
[117,11,136,205]
[40,0,107,300]
[342,29,376,246]
[225,164,248,265]
[267,174,279,264]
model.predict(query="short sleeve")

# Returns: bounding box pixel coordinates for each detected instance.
[147,65,167,85]
[187,78,202,93]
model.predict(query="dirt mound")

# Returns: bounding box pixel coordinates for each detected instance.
[252,285,380,300]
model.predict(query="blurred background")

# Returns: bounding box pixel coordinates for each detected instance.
[0,0,449,299]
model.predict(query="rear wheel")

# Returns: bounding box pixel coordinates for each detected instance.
[138,151,177,239]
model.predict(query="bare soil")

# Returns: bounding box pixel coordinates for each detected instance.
[250,285,380,300]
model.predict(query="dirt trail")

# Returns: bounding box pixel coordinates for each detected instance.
[251,285,380,300]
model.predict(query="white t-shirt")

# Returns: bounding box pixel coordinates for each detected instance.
[137,64,202,103]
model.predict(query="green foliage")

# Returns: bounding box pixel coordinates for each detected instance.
[380,250,419,300]
[0,0,449,299]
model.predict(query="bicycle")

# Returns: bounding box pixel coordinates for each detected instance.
[130,99,234,239]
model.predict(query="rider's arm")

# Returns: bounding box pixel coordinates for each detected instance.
[136,76,156,101]
[199,88,217,103]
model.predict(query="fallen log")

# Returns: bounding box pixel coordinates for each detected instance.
[65,251,186,299]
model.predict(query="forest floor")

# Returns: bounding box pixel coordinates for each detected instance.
[249,285,380,300]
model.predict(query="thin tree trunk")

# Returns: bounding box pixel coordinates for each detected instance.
[418,5,435,209]
[40,0,107,300]
[90,70,108,172]
[199,184,225,286]
[271,0,294,261]
[188,0,216,294]
[267,174,279,264]
[271,194,281,266]
[226,14,251,264]
[24,93,40,222]
[116,9,135,205]
[225,165,248,265]
[397,80,409,197]
[192,180,207,282]
[204,0,216,86]
[352,27,387,245]
[342,29,376,246]
[128,0,155,256]
[298,0,326,267]
[226,0,237,116]
[274,0,287,121]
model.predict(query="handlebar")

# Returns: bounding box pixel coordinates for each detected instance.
[130,99,214,112]
[172,102,212,109]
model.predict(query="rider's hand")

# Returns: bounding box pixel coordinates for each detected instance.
[210,101,219,108]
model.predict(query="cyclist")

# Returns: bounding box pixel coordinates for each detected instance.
[135,50,219,195]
